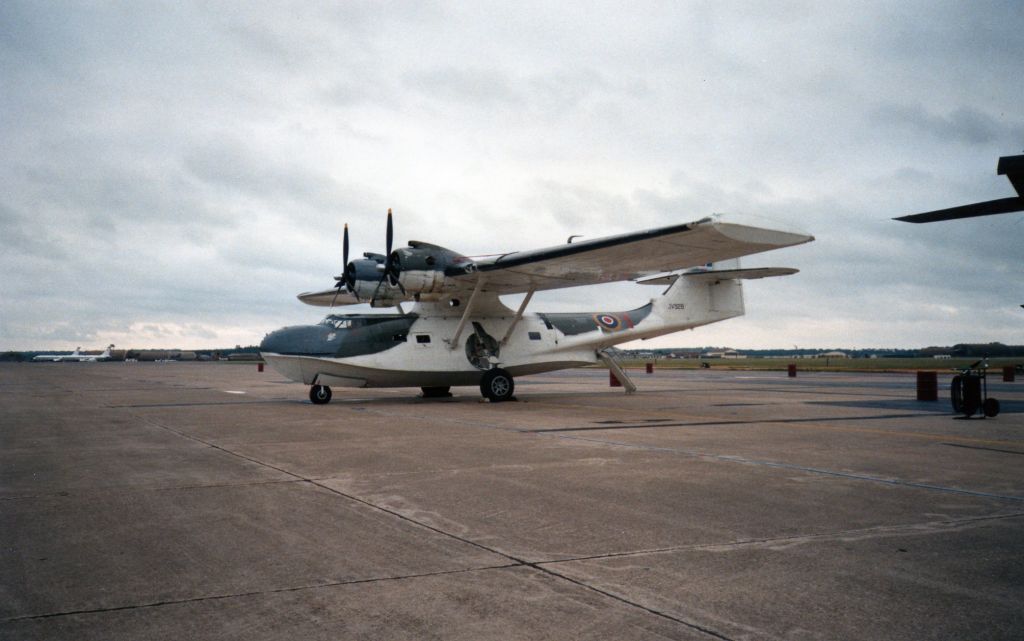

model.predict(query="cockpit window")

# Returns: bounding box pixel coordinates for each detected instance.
[320,317,353,330]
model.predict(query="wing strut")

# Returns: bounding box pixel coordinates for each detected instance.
[598,349,637,394]
[447,275,488,350]
[500,287,536,346]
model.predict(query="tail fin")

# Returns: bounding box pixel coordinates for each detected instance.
[649,259,746,335]
[644,260,799,340]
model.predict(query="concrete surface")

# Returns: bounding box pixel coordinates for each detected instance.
[2,363,1022,640]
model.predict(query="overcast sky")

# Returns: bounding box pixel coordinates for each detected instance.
[2,1,1022,351]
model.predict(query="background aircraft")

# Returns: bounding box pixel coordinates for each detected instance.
[260,214,813,403]
[32,345,115,362]
[895,154,1024,223]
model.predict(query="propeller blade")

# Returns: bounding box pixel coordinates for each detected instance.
[343,223,349,268]
[385,208,393,256]
[331,274,346,307]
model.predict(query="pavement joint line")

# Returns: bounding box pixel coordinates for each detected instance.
[550,433,1024,503]
[107,399,291,408]
[132,412,737,639]
[532,511,1024,565]
[523,562,737,641]
[2,563,523,623]
[523,413,934,433]
[0,479,303,502]
[942,442,1024,456]
[512,399,1024,449]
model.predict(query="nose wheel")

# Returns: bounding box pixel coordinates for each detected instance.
[309,385,332,404]
[480,368,515,402]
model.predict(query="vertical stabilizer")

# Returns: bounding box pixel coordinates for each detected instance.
[652,259,746,328]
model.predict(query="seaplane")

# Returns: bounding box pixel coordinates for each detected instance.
[32,344,115,362]
[260,212,813,403]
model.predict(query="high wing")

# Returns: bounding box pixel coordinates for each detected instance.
[459,217,812,295]
[297,217,813,306]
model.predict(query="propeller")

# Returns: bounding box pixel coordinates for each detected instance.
[330,224,351,307]
[371,209,405,304]
[327,210,408,308]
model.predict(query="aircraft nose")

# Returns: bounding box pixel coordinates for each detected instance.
[259,325,332,356]
[259,329,288,354]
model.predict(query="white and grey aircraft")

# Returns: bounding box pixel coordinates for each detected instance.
[33,344,115,362]
[260,213,813,403]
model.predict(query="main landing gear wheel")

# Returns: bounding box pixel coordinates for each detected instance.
[480,368,514,402]
[309,385,332,405]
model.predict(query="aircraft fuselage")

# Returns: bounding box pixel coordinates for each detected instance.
[259,309,622,389]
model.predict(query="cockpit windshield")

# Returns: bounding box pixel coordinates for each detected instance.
[319,316,354,330]
[318,313,417,330]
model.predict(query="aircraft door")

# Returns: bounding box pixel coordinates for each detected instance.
[465,322,500,370]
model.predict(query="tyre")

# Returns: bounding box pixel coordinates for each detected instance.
[983,397,1000,418]
[961,375,981,417]
[480,368,514,402]
[950,375,964,413]
[309,385,332,404]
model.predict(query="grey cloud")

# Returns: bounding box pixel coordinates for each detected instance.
[2,2,1023,350]
[0,203,68,260]
[405,67,522,107]
[872,103,1024,146]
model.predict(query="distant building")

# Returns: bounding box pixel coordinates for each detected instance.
[816,351,849,359]
[226,353,262,361]
[701,349,746,359]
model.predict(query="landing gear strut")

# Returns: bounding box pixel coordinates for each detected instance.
[309,385,332,405]
[480,368,515,402]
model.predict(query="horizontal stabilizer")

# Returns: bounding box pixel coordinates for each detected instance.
[297,289,362,307]
[896,154,1024,222]
[636,267,798,286]
[894,196,1024,223]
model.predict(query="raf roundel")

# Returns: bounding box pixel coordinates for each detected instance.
[594,314,622,331]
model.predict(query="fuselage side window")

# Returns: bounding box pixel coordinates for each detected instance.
[416,334,431,344]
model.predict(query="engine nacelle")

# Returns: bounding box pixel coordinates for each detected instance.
[350,279,405,304]
[344,256,406,305]
[396,269,448,294]
[388,242,475,295]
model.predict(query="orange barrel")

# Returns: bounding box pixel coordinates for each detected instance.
[1003,366,1015,382]
[609,371,621,387]
[646,362,654,374]
[787,364,797,378]
[258,363,264,373]
[916,371,938,401]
